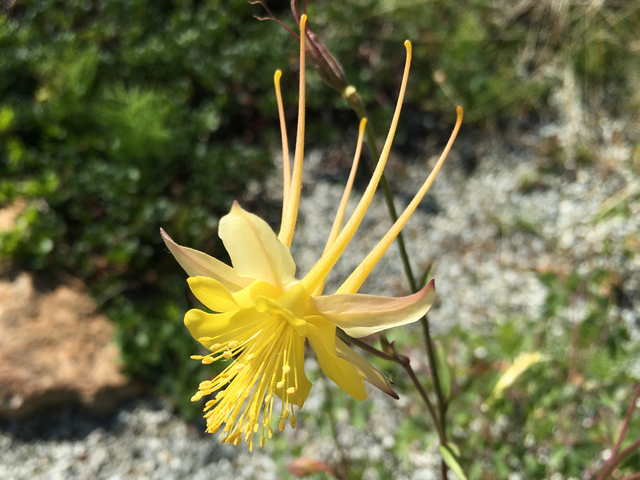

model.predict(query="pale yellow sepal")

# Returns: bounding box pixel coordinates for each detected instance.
[306,316,367,401]
[219,202,296,289]
[161,228,252,292]
[311,280,436,338]
[335,338,398,399]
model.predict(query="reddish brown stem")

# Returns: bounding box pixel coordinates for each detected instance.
[596,380,640,480]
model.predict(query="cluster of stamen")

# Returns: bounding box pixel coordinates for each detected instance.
[189,307,303,450]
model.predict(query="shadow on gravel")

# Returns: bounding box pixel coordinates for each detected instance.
[0,396,169,442]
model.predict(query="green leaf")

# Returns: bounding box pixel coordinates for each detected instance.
[435,340,452,400]
[438,445,467,480]
[0,106,14,131]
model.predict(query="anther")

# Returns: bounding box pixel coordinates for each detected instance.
[276,381,285,389]
[234,436,241,446]
[283,408,290,419]
[279,419,285,432]
[223,351,232,359]
[282,365,291,374]
[246,353,256,361]
[201,357,214,365]
[260,436,266,448]
[291,414,297,429]
[191,392,203,402]
[211,343,221,350]
[235,363,245,371]
[286,387,297,395]
[190,355,203,360]
[228,340,239,349]
[268,427,274,439]
[198,336,212,342]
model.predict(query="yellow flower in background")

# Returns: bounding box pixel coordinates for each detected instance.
[162,15,462,450]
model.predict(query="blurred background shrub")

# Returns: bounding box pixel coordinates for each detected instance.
[1,0,639,417]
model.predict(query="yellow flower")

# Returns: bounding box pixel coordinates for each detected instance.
[161,15,462,450]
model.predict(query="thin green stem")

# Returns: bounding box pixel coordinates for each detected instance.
[337,329,447,446]
[346,89,449,447]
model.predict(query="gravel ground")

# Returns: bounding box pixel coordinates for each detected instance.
[2,91,639,479]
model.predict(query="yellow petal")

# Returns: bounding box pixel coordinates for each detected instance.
[278,14,307,248]
[219,202,296,289]
[234,279,281,310]
[314,117,367,296]
[334,338,398,399]
[311,280,436,338]
[184,308,266,350]
[161,228,252,292]
[301,41,413,293]
[337,106,463,294]
[187,276,238,313]
[306,316,367,401]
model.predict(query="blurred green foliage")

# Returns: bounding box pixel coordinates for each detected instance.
[283,265,640,478]
[0,0,292,413]
[1,0,639,448]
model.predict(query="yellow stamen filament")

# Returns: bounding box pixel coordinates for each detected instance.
[274,69,291,217]
[278,14,307,247]
[194,309,304,447]
[337,106,464,294]
[301,40,413,292]
[314,117,367,296]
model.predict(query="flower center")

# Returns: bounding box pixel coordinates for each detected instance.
[254,295,308,336]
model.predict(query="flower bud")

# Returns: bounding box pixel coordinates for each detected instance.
[252,0,349,92]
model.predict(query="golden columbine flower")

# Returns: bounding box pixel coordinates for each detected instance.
[161,15,462,450]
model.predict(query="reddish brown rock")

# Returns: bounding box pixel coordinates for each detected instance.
[0,269,139,418]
